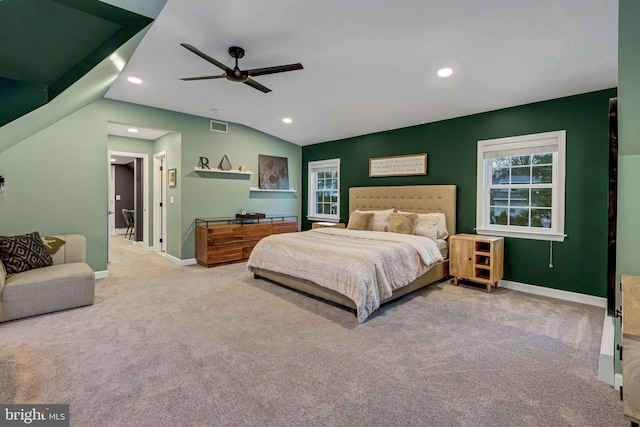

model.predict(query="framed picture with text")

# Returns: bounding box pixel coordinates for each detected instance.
[369,153,427,177]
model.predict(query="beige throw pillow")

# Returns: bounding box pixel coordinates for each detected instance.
[347,211,374,230]
[388,212,418,235]
[353,208,395,232]
[397,211,448,240]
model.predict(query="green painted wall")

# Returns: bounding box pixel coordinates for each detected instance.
[180,121,301,260]
[0,78,48,126]
[0,102,108,270]
[615,0,640,376]
[617,0,640,277]
[0,97,301,271]
[303,88,616,297]
[100,99,301,260]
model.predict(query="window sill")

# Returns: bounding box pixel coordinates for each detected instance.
[307,215,340,222]
[476,228,566,242]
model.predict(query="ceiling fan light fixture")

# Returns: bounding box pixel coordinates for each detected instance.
[437,68,453,78]
[282,118,293,124]
[127,76,142,84]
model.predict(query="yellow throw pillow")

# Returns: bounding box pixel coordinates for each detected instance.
[388,212,418,235]
[347,211,374,230]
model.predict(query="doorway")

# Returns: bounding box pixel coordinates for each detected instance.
[107,150,149,262]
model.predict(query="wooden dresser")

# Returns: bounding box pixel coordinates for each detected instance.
[622,274,640,425]
[195,216,298,267]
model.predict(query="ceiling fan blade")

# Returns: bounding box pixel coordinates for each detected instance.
[180,43,231,72]
[180,74,227,81]
[247,63,303,77]
[244,78,271,93]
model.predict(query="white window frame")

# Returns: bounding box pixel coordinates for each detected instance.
[307,158,340,222]
[476,130,566,242]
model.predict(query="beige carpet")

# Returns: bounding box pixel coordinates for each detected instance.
[0,237,627,426]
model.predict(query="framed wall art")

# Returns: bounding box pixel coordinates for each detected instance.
[258,155,289,190]
[369,153,427,177]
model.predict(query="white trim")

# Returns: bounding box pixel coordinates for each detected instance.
[476,130,566,242]
[94,270,109,279]
[153,151,167,253]
[598,313,616,387]
[308,158,340,222]
[165,254,197,266]
[476,228,566,242]
[108,150,150,252]
[308,217,339,223]
[499,279,607,307]
[615,373,623,391]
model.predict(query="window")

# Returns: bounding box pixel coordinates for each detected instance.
[476,130,566,241]
[308,159,340,222]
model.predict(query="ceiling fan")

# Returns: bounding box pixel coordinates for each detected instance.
[179,43,303,93]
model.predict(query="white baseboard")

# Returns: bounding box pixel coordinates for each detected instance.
[499,279,607,307]
[112,228,127,236]
[615,373,623,391]
[165,253,197,266]
[94,270,109,279]
[598,313,616,387]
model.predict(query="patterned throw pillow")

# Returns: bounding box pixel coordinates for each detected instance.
[42,236,66,255]
[0,232,53,276]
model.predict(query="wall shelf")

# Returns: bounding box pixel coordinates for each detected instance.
[194,167,253,175]
[250,187,297,193]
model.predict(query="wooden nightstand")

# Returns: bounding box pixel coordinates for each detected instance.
[311,222,346,229]
[449,233,504,293]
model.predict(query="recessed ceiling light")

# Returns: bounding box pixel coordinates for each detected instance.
[437,68,453,78]
[282,118,293,124]
[127,76,142,84]
[128,128,139,133]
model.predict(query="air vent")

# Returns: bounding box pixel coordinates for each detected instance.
[210,120,228,133]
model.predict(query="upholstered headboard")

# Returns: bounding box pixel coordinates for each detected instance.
[349,185,457,236]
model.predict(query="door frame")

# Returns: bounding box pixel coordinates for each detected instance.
[153,151,167,252]
[107,150,150,260]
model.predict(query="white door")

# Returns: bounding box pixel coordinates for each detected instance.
[153,152,167,252]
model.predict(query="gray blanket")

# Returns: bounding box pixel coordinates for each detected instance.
[247,228,443,322]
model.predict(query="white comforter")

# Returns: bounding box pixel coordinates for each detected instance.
[247,228,443,322]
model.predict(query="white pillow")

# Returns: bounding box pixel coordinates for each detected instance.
[397,211,448,240]
[353,209,395,232]
[429,212,449,239]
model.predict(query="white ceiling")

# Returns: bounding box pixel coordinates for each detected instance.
[107,122,171,140]
[105,0,618,146]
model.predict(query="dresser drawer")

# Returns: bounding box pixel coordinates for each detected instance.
[206,242,244,265]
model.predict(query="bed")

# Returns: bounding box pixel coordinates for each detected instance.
[248,185,456,322]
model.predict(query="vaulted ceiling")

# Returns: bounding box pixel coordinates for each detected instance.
[104,0,618,145]
[3,1,618,146]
